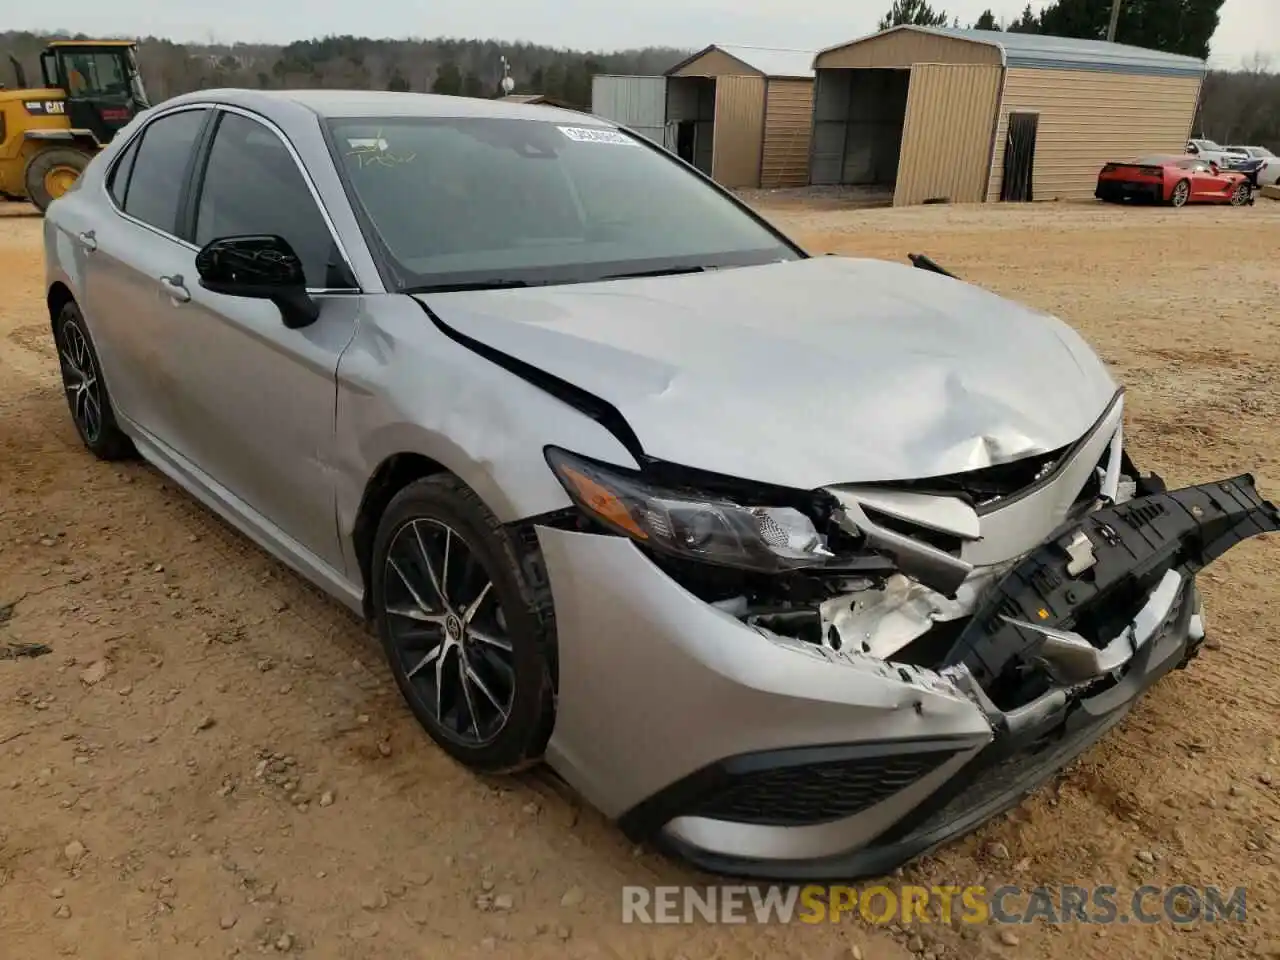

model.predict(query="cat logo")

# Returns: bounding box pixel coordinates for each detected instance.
[23,100,66,115]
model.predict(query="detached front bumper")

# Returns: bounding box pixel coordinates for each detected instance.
[536,475,1277,880]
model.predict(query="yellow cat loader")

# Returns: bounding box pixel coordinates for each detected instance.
[0,40,149,213]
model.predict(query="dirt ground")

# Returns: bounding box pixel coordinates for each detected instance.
[2,195,1279,960]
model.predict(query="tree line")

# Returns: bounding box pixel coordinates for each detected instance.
[879,0,1227,59]
[0,30,686,108]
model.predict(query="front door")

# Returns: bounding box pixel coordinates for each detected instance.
[150,107,362,571]
[1189,161,1232,201]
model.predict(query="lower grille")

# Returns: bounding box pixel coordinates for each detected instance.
[885,707,1121,843]
[688,748,957,827]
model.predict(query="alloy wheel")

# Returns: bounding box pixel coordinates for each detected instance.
[58,319,103,444]
[1172,181,1189,207]
[1230,183,1249,206]
[381,518,517,746]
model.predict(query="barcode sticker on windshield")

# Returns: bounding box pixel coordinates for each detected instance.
[557,126,634,145]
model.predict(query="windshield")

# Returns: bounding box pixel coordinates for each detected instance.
[60,49,133,99]
[327,116,800,291]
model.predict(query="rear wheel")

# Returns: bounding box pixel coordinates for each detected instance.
[53,301,135,460]
[24,147,95,214]
[1229,182,1251,206]
[1169,179,1191,208]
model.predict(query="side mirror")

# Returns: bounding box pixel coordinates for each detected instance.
[194,235,319,329]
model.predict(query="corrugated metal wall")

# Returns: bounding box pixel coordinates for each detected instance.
[894,63,1003,205]
[760,78,813,188]
[986,67,1203,201]
[711,75,766,187]
[590,75,668,145]
[815,32,1000,70]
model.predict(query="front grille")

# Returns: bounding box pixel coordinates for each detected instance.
[688,749,957,826]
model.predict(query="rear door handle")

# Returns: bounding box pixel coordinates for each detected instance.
[159,274,191,304]
[77,230,97,252]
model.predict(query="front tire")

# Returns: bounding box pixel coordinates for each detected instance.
[1229,182,1250,206]
[1169,179,1191,208]
[54,301,136,460]
[370,475,555,773]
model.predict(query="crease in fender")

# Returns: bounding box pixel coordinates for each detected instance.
[412,297,647,463]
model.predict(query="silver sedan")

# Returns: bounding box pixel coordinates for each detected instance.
[43,88,1277,879]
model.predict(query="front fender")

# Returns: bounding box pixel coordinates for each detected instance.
[332,295,641,580]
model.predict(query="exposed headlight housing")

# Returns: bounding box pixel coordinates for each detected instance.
[544,447,834,573]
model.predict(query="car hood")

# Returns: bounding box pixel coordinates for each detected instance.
[416,256,1118,489]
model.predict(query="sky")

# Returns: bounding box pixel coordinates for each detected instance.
[9,0,1277,69]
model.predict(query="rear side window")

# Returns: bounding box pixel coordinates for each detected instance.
[193,111,345,288]
[121,108,208,234]
[108,134,141,207]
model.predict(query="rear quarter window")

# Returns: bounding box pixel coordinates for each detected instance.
[120,108,208,234]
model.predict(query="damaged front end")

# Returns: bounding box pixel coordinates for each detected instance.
[532,393,1278,879]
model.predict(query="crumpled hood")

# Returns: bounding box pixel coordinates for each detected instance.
[417,256,1118,489]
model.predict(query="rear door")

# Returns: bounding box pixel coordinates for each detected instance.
[83,105,213,444]
[149,107,361,569]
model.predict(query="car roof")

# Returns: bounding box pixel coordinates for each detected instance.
[157,88,610,126]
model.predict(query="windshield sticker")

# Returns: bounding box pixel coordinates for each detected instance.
[345,132,416,168]
[557,126,634,145]
[347,137,389,152]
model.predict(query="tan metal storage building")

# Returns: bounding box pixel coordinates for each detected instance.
[810,26,1206,206]
[664,44,816,189]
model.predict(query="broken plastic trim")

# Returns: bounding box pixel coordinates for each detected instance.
[943,474,1280,695]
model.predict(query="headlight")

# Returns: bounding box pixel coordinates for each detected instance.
[544,447,834,573]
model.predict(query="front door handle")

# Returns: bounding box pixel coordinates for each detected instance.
[78,230,97,252]
[159,274,191,304]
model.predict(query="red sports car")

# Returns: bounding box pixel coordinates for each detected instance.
[1095,155,1252,207]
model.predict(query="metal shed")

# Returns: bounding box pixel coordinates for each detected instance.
[665,44,815,189]
[590,45,815,189]
[810,26,1206,206]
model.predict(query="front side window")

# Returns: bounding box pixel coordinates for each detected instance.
[194,111,348,289]
[121,108,208,234]
[328,116,798,291]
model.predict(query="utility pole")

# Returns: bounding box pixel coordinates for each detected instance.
[1106,0,1123,42]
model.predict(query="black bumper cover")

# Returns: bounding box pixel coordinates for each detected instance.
[638,476,1278,880]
